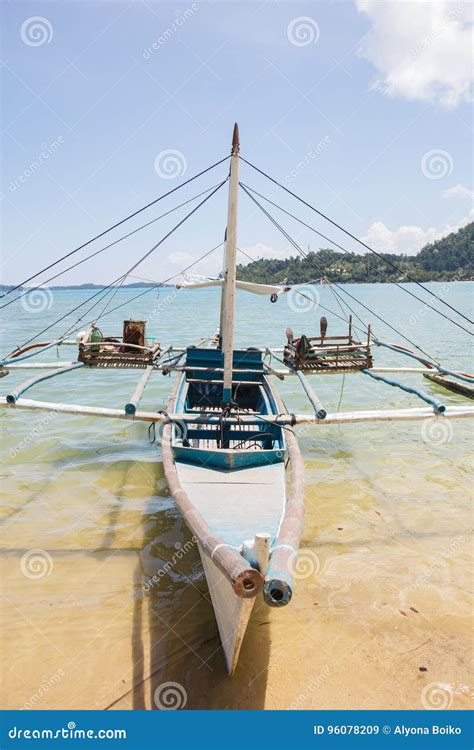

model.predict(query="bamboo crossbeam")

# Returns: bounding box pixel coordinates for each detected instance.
[3,362,471,380]
[374,340,474,384]
[124,365,154,415]
[2,397,473,424]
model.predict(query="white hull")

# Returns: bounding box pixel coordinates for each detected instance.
[200,551,256,674]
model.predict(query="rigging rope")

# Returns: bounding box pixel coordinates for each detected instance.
[11,181,226,353]
[2,155,230,299]
[240,185,369,331]
[240,182,473,337]
[240,156,473,327]
[0,182,223,311]
[235,247,361,331]
[90,242,225,325]
[240,183,439,363]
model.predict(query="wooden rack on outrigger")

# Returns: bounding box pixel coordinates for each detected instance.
[77,320,161,368]
[284,315,372,374]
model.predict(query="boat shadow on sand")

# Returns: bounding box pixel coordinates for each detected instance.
[125,471,271,710]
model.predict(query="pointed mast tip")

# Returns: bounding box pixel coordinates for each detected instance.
[231,123,240,155]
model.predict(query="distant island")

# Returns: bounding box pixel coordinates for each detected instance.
[236,222,473,285]
[1,223,472,292]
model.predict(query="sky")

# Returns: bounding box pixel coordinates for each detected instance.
[1,0,473,285]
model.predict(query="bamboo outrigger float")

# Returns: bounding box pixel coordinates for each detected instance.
[2,124,473,674]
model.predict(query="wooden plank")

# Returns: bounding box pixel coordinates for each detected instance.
[423,372,474,399]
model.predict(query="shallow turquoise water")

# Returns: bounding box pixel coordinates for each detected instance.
[0,282,472,710]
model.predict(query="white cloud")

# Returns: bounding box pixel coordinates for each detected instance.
[167,250,194,265]
[362,209,474,255]
[357,0,473,108]
[443,183,474,200]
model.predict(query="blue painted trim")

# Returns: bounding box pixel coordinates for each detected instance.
[362,368,445,413]
[374,340,474,384]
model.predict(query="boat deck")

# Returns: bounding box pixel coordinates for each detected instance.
[175,461,286,546]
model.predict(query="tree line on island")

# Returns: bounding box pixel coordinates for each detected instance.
[236,222,473,285]
[1,222,472,292]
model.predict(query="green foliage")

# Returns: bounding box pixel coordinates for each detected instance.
[236,223,474,284]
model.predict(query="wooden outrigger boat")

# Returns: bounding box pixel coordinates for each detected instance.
[1,124,473,674]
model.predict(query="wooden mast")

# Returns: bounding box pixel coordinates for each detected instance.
[221,123,240,404]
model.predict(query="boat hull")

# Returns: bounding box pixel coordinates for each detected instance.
[162,357,288,672]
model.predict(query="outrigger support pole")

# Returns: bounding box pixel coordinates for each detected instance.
[124,365,154,415]
[5,363,85,404]
[295,370,327,419]
[362,368,446,414]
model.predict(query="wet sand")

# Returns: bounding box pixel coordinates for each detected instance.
[1,418,472,711]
